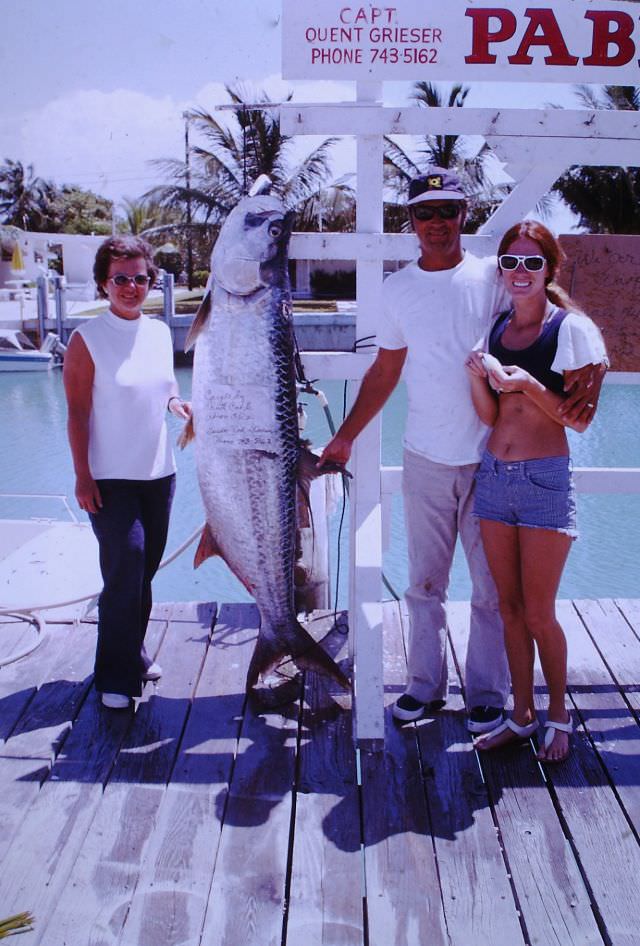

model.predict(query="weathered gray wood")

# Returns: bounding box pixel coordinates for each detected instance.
[33,604,215,946]
[530,600,640,946]
[0,620,97,867]
[615,599,640,717]
[0,621,83,743]
[421,601,525,946]
[574,599,640,686]
[118,603,261,946]
[556,601,640,834]
[198,609,301,946]
[0,611,172,944]
[360,601,448,946]
[447,602,601,946]
[286,611,363,946]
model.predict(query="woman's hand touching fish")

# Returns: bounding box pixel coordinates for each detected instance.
[168,397,192,420]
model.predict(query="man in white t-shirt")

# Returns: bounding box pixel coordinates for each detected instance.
[319,167,604,732]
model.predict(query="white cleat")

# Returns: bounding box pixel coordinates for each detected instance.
[101,692,131,710]
[141,661,163,681]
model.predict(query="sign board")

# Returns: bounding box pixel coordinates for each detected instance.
[559,235,640,371]
[282,0,640,83]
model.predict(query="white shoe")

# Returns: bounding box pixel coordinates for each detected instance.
[141,661,162,681]
[101,692,131,709]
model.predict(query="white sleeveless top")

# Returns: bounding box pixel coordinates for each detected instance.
[74,310,176,480]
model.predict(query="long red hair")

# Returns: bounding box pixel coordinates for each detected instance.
[498,221,579,311]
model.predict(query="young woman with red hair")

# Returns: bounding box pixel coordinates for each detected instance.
[465,221,606,762]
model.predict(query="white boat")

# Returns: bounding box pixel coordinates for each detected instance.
[0,329,65,371]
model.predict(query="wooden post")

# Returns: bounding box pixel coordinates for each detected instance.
[350,81,385,749]
[36,276,48,346]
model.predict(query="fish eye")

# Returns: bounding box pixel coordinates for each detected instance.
[244,212,265,228]
[268,222,283,238]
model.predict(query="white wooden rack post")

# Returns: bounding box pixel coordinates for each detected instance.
[284,98,640,748]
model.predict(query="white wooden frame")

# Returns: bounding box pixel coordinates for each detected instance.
[283,99,640,748]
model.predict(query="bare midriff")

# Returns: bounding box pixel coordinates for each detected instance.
[487,392,569,461]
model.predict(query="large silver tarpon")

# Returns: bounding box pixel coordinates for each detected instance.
[184,185,349,694]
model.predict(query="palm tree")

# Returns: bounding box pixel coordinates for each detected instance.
[0,159,56,230]
[148,83,340,227]
[553,85,640,233]
[294,176,357,232]
[119,196,182,237]
[383,82,509,232]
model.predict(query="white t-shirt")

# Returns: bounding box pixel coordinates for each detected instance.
[378,253,509,465]
[551,310,608,373]
[74,310,176,480]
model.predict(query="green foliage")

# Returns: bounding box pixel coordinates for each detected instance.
[383,82,510,233]
[0,160,114,234]
[0,159,56,230]
[47,186,113,234]
[148,82,342,242]
[154,247,182,278]
[192,269,209,287]
[553,85,640,234]
[310,268,356,299]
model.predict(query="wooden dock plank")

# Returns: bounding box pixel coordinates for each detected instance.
[0,620,97,867]
[447,602,602,946]
[117,603,262,946]
[0,611,171,943]
[360,601,448,946]
[286,612,363,946]
[197,609,300,946]
[35,604,215,946]
[615,599,640,717]
[421,601,525,946]
[530,600,640,946]
[558,600,640,835]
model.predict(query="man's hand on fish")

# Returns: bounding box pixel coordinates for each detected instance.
[317,433,353,470]
[168,397,192,420]
[75,473,102,514]
[558,361,606,425]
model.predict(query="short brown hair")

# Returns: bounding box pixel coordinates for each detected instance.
[93,236,159,298]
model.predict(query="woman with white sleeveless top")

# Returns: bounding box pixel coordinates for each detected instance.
[63,236,191,709]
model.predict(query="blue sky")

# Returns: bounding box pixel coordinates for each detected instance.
[1,0,588,228]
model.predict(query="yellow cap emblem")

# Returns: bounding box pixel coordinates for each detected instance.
[427,175,443,189]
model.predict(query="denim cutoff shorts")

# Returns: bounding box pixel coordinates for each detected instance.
[473,449,577,538]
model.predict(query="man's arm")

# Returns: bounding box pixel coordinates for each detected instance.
[318,346,407,467]
[557,362,607,425]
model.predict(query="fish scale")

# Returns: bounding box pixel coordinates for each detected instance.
[188,191,349,693]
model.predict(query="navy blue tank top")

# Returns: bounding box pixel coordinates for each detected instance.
[489,308,568,395]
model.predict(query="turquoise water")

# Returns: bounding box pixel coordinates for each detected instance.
[1,367,639,605]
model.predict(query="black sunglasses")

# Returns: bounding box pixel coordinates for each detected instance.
[411,203,462,221]
[498,254,546,273]
[109,274,151,287]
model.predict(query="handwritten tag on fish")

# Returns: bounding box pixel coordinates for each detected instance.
[206,383,280,450]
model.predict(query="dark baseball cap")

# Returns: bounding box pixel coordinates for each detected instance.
[407,167,466,205]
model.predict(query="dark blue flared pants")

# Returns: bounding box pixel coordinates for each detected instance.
[89,474,175,696]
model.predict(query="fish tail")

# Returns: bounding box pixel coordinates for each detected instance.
[245,621,351,692]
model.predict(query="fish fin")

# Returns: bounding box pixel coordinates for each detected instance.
[290,624,351,691]
[177,415,195,449]
[245,622,351,693]
[184,290,211,352]
[193,523,222,568]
